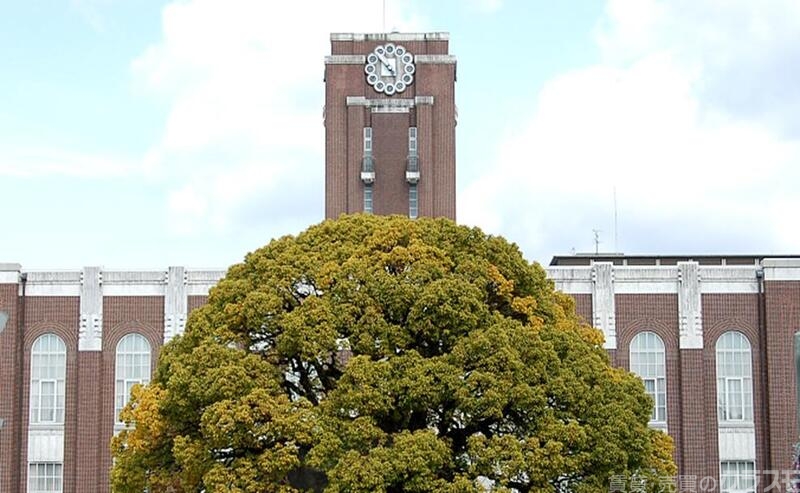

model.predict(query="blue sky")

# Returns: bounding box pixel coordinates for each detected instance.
[1,0,799,269]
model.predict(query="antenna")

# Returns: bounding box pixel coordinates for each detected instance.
[592,229,601,255]
[382,0,386,32]
[613,186,618,253]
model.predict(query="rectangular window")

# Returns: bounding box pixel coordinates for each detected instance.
[408,127,417,156]
[363,127,372,154]
[718,377,752,421]
[115,379,143,423]
[364,185,373,214]
[720,461,755,493]
[32,379,63,424]
[642,377,667,423]
[409,185,418,219]
[28,462,63,493]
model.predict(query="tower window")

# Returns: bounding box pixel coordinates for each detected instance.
[409,185,418,219]
[364,127,372,154]
[364,185,373,214]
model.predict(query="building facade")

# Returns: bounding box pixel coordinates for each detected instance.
[0,265,224,492]
[324,32,456,220]
[549,254,800,491]
[1,31,797,493]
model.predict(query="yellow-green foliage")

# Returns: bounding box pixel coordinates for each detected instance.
[111,215,674,492]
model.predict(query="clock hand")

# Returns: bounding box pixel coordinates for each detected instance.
[375,52,396,75]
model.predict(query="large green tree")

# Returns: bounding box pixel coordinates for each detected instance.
[112,215,674,492]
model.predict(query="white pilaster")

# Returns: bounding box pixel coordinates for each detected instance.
[678,262,703,349]
[79,266,103,351]
[592,263,616,349]
[164,266,188,343]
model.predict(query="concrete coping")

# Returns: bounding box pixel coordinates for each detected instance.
[0,263,21,272]
[762,258,800,268]
[331,32,449,42]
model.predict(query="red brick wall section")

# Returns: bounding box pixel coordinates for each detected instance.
[75,351,101,493]
[571,293,591,325]
[763,281,800,475]
[187,295,208,314]
[0,284,19,493]
[373,112,411,215]
[615,294,684,474]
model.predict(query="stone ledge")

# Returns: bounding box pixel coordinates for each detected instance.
[331,32,449,42]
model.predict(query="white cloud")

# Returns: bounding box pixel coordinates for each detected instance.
[462,0,800,260]
[134,0,426,236]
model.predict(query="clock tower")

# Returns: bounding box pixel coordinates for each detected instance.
[324,33,456,220]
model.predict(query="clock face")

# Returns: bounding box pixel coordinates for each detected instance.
[364,43,415,96]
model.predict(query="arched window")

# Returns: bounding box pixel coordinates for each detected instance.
[629,331,666,424]
[716,331,753,422]
[115,334,151,423]
[30,334,66,424]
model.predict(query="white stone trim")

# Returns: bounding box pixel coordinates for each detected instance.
[79,266,103,351]
[331,32,449,42]
[762,258,800,280]
[164,266,188,343]
[103,270,166,296]
[678,262,703,349]
[546,267,592,294]
[0,263,20,283]
[592,263,616,349]
[27,428,64,462]
[372,106,410,114]
[22,271,81,296]
[347,97,417,108]
[324,54,366,64]
[0,271,19,283]
[187,270,225,296]
[415,96,434,105]
[700,267,759,293]
[717,426,756,461]
[613,267,679,294]
[415,54,457,64]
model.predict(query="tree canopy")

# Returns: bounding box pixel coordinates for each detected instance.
[111,214,674,492]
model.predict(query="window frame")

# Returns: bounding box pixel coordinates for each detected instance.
[27,461,63,493]
[716,331,754,423]
[720,460,755,493]
[29,334,66,426]
[114,333,152,425]
[629,331,667,426]
[408,184,418,219]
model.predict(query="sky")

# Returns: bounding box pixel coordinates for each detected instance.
[1,0,799,270]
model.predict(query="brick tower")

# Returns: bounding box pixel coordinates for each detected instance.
[324,33,456,220]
